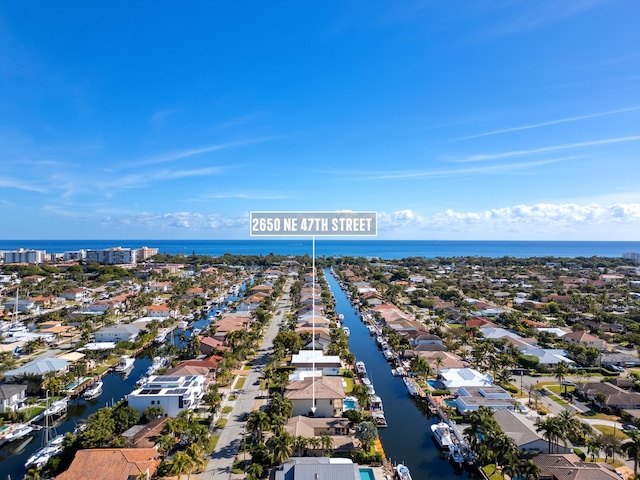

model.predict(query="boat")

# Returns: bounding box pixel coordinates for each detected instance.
[403,377,418,396]
[154,328,170,344]
[395,463,412,480]
[44,398,68,417]
[373,412,388,428]
[191,327,201,336]
[342,326,350,337]
[1,424,33,445]
[355,361,367,375]
[24,434,64,469]
[361,376,371,386]
[448,444,465,467]
[370,395,383,412]
[146,356,167,376]
[338,313,344,320]
[177,320,189,329]
[431,422,454,449]
[114,355,135,372]
[82,381,103,400]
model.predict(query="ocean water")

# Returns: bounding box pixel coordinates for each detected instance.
[0,239,638,259]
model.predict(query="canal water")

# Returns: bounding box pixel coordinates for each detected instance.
[325,268,461,480]
[0,287,247,480]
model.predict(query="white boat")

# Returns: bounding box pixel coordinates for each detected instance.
[83,381,103,400]
[177,320,189,329]
[403,377,418,396]
[373,412,388,428]
[154,329,170,344]
[191,327,201,336]
[431,422,454,448]
[395,463,412,480]
[366,384,375,395]
[361,377,371,386]
[146,356,167,376]
[44,398,68,417]
[338,313,344,320]
[355,361,367,375]
[342,326,350,337]
[448,444,465,466]
[115,355,135,372]
[1,424,33,444]
[25,434,64,469]
[370,396,383,412]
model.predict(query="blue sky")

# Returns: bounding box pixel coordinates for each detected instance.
[1,1,639,240]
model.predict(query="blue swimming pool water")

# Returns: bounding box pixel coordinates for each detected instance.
[443,398,457,409]
[344,398,357,410]
[360,468,375,480]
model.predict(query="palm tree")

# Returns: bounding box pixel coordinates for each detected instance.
[553,361,571,395]
[167,451,196,480]
[292,435,308,456]
[520,459,541,480]
[245,462,264,480]
[185,443,206,473]
[536,417,563,453]
[247,410,271,443]
[320,435,334,456]
[556,410,584,447]
[624,431,640,475]
[351,383,371,410]
[587,436,602,461]
[267,431,293,465]
[433,355,444,377]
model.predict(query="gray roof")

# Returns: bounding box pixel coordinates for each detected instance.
[4,357,70,377]
[273,457,359,480]
[96,325,141,335]
[493,409,544,448]
[0,383,27,399]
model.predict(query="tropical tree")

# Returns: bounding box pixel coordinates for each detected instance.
[247,410,271,443]
[354,421,378,453]
[553,361,571,395]
[267,431,293,465]
[292,435,308,456]
[536,417,564,453]
[167,451,196,480]
[409,356,430,380]
[351,383,371,411]
[320,435,334,456]
[624,430,640,475]
[245,462,264,480]
[185,443,207,474]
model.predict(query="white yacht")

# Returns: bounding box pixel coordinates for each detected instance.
[403,377,418,396]
[395,463,412,480]
[431,422,454,449]
[82,381,103,400]
[1,424,33,445]
[355,361,366,375]
[44,398,68,417]
[114,355,135,373]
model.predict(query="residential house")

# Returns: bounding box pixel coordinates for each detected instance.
[438,368,493,392]
[531,454,620,480]
[454,385,515,414]
[563,330,605,350]
[56,448,161,480]
[493,409,570,454]
[284,376,346,418]
[127,374,207,417]
[61,287,90,302]
[93,325,142,343]
[0,384,27,412]
[273,457,360,480]
[290,350,342,376]
[144,304,173,318]
[4,357,70,382]
[578,382,640,410]
[284,416,355,453]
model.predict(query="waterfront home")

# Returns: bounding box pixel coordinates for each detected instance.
[454,385,516,414]
[61,287,89,302]
[284,376,346,417]
[408,332,443,347]
[56,448,161,480]
[199,336,230,355]
[127,374,206,417]
[93,324,142,343]
[0,384,27,412]
[284,416,356,453]
[290,350,342,376]
[519,347,574,367]
[418,351,467,369]
[438,368,493,392]
[4,357,70,382]
[493,410,572,454]
[530,454,620,480]
[3,298,39,314]
[144,304,173,318]
[121,417,170,448]
[273,457,361,480]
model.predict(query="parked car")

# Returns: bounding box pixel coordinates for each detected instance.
[623,424,638,432]
[562,380,576,386]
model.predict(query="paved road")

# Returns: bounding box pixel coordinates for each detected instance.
[200,282,292,480]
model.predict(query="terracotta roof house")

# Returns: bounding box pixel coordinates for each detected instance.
[466,317,498,329]
[199,336,230,355]
[564,331,605,350]
[56,448,161,480]
[144,304,173,317]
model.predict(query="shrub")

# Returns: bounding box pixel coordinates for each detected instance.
[431,389,450,396]
[574,448,586,460]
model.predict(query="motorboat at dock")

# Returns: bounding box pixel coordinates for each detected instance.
[0,424,33,446]
[355,361,367,376]
[82,380,103,400]
[395,463,412,480]
[448,444,465,467]
[431,422,454,449]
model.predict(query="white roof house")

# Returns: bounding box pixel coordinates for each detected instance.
[480,327,522,340]
[290,350,342,376]
[4,357,70,381]
[127,374,206,417]
[438,368,493,390]
[521,347,574,367]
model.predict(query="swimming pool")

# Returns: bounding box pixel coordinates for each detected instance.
[344,398,357,410]
[360,468,375,480]
[443,398,458,409]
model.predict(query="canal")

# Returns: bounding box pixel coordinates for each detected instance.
[325,268,462,480]
[0,287,248,480]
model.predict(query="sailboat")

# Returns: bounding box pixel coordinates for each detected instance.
[25,393,64,469]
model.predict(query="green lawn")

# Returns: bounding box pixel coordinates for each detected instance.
[483,465,504,480]
[592,425,629,440]
[215,418,228,429]
[222,406,233,415]
[547,385,575,395]
[235,377,246,389]
[344,377,354,393]
[547,393,570,407]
